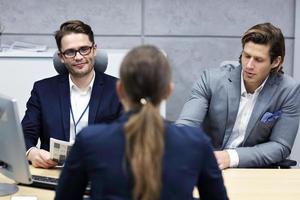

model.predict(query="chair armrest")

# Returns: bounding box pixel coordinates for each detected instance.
[270,159,297,169]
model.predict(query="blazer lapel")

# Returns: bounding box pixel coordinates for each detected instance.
[222,65,241,148]
[59,75,71,141]
[243,74,279,143]
[88,72,105,124]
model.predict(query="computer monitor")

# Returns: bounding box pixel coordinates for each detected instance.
[0,94,32,196]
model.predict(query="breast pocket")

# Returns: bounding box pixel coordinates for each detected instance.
[245,120,276,146]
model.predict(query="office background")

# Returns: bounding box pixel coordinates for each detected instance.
[1,0,300,167]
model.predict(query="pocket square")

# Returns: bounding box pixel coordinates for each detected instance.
[261,111,282,123]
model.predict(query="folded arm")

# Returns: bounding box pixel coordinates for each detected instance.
[237,83,300,167]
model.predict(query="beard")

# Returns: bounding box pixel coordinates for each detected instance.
[68,66,93,78]
[66,59,95,78]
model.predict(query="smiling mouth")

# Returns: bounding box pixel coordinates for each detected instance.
[73,63,86,68]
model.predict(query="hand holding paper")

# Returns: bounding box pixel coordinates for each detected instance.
[50,138,74,166]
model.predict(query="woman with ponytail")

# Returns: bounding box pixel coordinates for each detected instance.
[56,45,228,200]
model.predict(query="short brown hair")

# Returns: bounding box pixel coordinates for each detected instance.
[241,22,285,73]
[54,20,94,51]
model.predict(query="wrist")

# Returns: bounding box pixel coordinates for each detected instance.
[27,147,38,161]
[226,149,239,167]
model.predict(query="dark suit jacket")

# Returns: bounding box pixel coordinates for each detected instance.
[21,71,122,151]
[55,113,228,200]
[177,64,300,167]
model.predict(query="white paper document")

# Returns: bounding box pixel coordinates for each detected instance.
[9,41,47,52]
[50,138,74,165]
[11,196,38,200]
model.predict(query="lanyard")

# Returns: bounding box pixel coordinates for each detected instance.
[70,101,90,135]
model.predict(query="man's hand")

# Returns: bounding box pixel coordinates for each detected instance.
[27,148,57,168]
[214,150,230,170]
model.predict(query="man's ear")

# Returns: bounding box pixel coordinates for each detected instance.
[271,56,282,69]
[58,52,65,64]
[93,43,97,57]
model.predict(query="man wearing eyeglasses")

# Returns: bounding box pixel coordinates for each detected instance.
[22,20,123,168]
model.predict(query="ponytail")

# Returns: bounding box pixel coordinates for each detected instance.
[124,100,164,200]
[120,45,171,200]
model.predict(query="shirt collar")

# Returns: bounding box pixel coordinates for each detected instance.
[69,71,95,94]
[240,70,269,96]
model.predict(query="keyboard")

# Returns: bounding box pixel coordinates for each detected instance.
[30,175,58,190]
[19,175,90,195]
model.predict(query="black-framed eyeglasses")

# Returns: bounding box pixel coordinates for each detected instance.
[61,45,94,58]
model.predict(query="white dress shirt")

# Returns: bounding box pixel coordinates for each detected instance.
[226,71,268,167]
[69,72,95,143]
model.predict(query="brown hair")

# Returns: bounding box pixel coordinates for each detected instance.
[54,20,94,51]
[120,45,171,200]
[241,22,285,73]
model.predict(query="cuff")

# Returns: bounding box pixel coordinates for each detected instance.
[226,149,239,167]
[26,146,37,157]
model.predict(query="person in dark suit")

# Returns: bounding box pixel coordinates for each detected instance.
[177,22,300,169]
[55,45,228,200]
[22,20,122,168]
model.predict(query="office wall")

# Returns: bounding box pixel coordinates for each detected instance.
[0,0,295,120]
[1,0,299,165]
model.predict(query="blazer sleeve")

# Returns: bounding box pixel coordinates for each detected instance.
[21,82,42,150]
[176,70,211,128]
[55,134,88,200]
[197,139,228,200]
[236,82,300,167]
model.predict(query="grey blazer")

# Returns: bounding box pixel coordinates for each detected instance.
[177,64,300,167]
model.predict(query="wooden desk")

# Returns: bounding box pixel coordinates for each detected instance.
[0,167,59,200]
[222,168,300,200]
[1,168,300,199]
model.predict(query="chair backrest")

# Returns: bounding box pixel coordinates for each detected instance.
[52,49,108,74]
[220,60,240,68]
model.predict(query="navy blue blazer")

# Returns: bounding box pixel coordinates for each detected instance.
[21,71,122,151]
[55,113,228,200]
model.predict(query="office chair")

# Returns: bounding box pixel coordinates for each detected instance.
[220,60,240,68]
[269,159,297,169]
[52,49,108,74]
[250,159,297,169]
